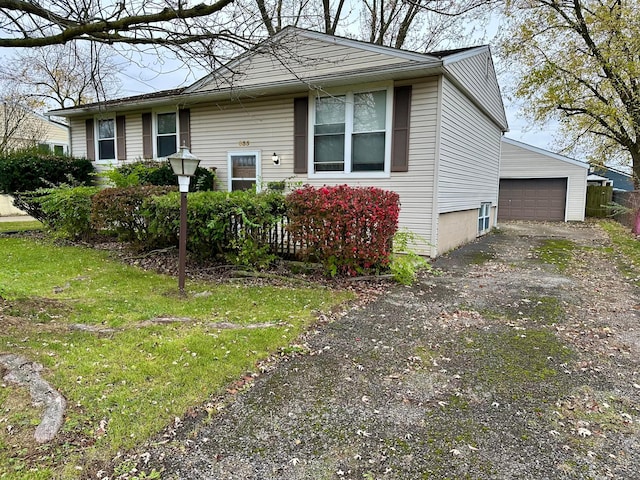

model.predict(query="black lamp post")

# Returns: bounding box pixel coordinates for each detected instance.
[168,146,200,294]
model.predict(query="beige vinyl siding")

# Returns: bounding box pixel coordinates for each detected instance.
[438,77,502,213]
[125,113,144,161]
[46,123,69,144]
[194,35,422,93]
[444,50,508,130]
[190,96,295,187]
[70,117,86,158]
[500,139,587,221]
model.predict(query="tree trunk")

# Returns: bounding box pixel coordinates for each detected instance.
[631,144,640,190]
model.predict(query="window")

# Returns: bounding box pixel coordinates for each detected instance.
[156,112,177,157]
[97,118,115,161]
[311,87,391,176]
[53,145,65,155]
[478,202,491,234]
[228,151,261,192]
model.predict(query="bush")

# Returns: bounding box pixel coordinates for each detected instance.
[91,186,176,243]
[145,190,286,267]
[286,185,400,276]
[0,149,94,193]
[105,160,215,192]
[29,185,100,239]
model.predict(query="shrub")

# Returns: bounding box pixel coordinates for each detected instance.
[389,229,431,285]
[286,185,400,276]
[145,190,286,267]
[32,185,100,239]
[105,160,214,191]
[91,186,176,243]
[0,149,94,193]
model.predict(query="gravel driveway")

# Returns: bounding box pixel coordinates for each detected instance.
[145,221,640,479]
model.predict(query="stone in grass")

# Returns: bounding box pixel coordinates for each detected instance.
[0,353,67,443]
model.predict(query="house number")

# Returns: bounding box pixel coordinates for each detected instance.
[238,141,250,146]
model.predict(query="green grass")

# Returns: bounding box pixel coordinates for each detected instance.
[535,239,576,271]
[0,236,352,478]
[0,220,43,232]
[600,220,640,284]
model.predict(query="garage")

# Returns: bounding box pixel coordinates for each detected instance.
[498,178,567,221]
[499,138,588,222]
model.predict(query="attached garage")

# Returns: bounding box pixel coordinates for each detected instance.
[499,138,588,222]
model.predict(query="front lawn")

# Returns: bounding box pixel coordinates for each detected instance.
[0,236,352,479]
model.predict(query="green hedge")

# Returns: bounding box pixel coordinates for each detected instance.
[145,190,286,265]
[106,160,215,192]
[0,149,94,193]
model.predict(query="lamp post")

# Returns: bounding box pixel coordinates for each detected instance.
[168,146,200,294]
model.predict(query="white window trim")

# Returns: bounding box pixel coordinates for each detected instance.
[478,202,492,235]
[307,85,393,179]
[227,150,262,192]
[153,109,180,159]
[94,116,116,164]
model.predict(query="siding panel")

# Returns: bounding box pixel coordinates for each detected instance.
[445,50,507,130]
[438,77,502,213]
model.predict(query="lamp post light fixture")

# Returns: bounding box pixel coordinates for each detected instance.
[168,145,200,294]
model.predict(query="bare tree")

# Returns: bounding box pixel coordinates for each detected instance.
[0,86,49,154]
[0,43,121,109]
[0,0,240,48]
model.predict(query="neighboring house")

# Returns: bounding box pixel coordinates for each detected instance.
[590,166,634,191]
[499,137,588,222]
[0,103,69,154]
[49,27,508,256]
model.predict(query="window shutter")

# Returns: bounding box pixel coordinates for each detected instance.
[142,112,152,159]
[179,108,191,150]
[293,97,308,174]
[116,115,126,161]
[85,118,95,161]
[391,85,412,172]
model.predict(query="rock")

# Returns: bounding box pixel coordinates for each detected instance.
[0,354,67,443]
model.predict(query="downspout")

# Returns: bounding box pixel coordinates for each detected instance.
[431,75,444,258]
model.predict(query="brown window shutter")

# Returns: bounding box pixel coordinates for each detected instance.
[293,97,308,174]
[179,108,191,150]
[85,118,95,161]
[142,112,152,159]
[391,85,412,172]
[116,115,126,161]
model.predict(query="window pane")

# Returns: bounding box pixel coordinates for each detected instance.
[54,145,64,155]
[352,132,385,171]
[99,139,115,160]
[231,155,256,178]
[354,91,386,132]
[157,135,177,157]
[157,113,176,134]
[316,96,345,125]
[232,180,256,191]
[98,119,114,139]
[314,134,345,171]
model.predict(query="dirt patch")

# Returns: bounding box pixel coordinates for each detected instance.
[130,221,640,479]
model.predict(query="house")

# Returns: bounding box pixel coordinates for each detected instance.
[0,103,69,154]
[589,166,634,192]
[48,27,508,256]
[499,137,588,222]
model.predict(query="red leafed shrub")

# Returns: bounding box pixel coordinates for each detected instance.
[285,184,400,276]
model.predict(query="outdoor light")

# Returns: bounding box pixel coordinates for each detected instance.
[272,152,280,165]
[168,146,200,294]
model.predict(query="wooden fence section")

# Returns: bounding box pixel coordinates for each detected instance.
[585,185,613,217]
[225,215,302,259]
